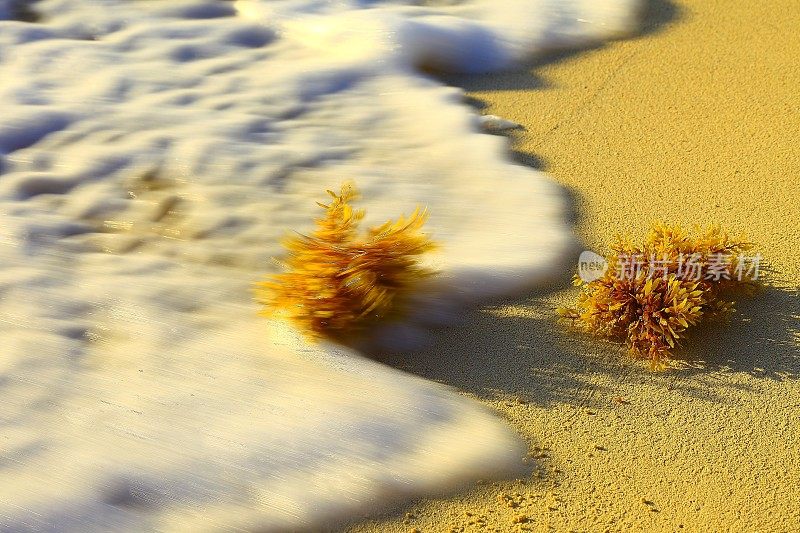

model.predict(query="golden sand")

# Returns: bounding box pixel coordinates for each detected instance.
[348,0,800,531]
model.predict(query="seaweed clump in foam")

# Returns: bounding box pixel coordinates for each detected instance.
[558,223,761,368]
[255,183,437,343]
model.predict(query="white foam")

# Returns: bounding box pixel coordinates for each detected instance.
[0,0,639,529]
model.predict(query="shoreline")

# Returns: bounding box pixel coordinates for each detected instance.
[348,0,800,530]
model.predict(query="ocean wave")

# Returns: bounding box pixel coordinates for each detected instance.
[0,0,639,530]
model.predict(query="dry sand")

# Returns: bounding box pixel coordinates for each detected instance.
[347,0,800,531]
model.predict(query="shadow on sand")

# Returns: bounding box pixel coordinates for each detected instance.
[375,0,800,409]
[374,286,799,409]
[443,0,683,94]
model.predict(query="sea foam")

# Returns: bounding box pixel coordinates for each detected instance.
[0,0,639,530]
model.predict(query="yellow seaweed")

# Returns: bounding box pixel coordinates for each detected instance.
[255,183,436,343]
[558,223,761,368]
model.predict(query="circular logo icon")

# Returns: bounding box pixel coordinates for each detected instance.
[578,250,608,282]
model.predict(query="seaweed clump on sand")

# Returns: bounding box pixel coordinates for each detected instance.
[558,223,762,368]
[255,183,436,343]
